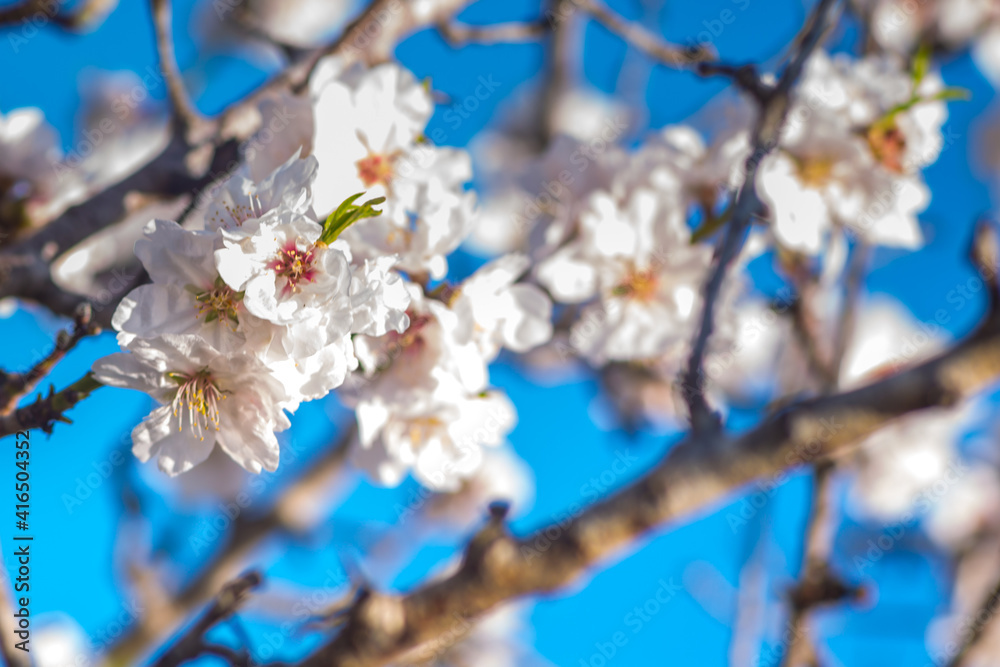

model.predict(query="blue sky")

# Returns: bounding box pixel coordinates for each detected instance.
[1,0,997,664]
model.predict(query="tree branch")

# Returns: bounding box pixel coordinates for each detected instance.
[149,0,203,137]
[0,303,100,415]
[0,372,103,438]
[293,283,1000,666]
[680,0,842,432]
[573,0,714,68]
[436,18,548,45]
[151,571,262,667]
[0,0,113,31]
[104,422,357,666]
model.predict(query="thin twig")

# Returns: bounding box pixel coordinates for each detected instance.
[437,18,548,45]
[680,0,842,433]
[574,0,714,68]
[0,372,103,438]
[0,303,100,416]
[0,0,113,30]
[149,0,202,136]
[104,422,357,666]
[151,571,263,667]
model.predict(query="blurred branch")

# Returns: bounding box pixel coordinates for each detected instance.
[574,0,714,68]
[0,303,100,416]
[104,421,357,666]
[436,18,548,45]
[0,0,478,319]
[781,463,860,667]
[149,0,203,137]
[151,571,262,667]
[830,242,870,382]
[294,278,1000,665]
[0,0,113,31]
[945,574,1000,667]
[680,0,842,433]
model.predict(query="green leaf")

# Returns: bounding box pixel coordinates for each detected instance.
[929,87,971,102]
[911,43,932,86]
[319,192,387,245]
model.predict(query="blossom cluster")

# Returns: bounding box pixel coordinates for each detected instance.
[89,60,553,486]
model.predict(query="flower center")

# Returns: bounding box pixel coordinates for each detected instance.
[193,277,242,328]
[356,152,396,188]
[268,241,317,296]
[168,370,225,440]
[613,268,660,302]
[221,193,263,228]
[867,121,907,174]
[407,416,443,446]
[795,156,835,187]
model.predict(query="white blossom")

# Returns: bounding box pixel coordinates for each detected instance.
[92,334,291,475]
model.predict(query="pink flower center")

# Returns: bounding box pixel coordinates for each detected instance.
[268,241,317,296]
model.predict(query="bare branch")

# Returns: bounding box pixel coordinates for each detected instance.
[294,294,1000,666]
[436,18,548,45]
[151,571,262,667]
[681,0,842,432]
[149,0,203,136]
[0,372,103,438]
[0,0,113,31]
[574,0,714,68]
[104,422,357,666]
[0,303,100,415]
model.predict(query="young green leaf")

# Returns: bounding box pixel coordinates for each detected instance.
[319,192,387,245]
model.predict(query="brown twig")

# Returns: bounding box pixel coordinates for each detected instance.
[680,0,842,433]
[0,0,113,31]
[573,0,714,68]
[149,0,203,137]
[151,571,262,667]
[103,422,357,666]
[292,280,1000,666]
[0,372,103,438]
[436,18,548,45]
[0,303,100,416]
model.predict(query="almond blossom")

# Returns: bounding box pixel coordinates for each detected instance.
[92,334,292,475]
[757,51,949,254]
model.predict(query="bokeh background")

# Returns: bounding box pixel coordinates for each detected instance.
[1,0,998,664]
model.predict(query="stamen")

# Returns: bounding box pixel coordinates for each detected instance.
[168,370,226,441]
[193,277,243,328]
